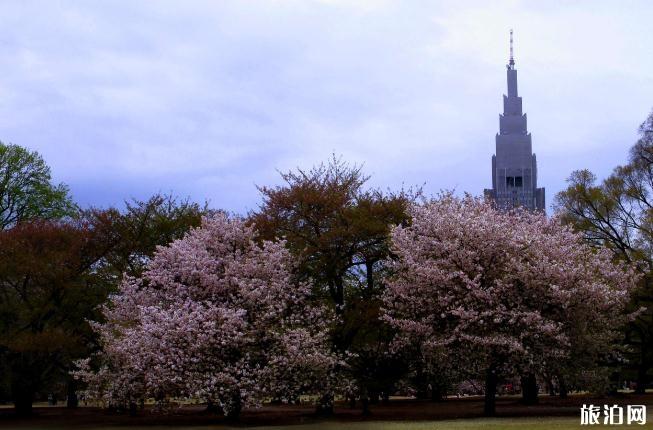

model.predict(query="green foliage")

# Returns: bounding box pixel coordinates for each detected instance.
[554,109,653,393]
[86,193,208,280]
[0,219,112,414]
[0,142,76,229]
[249,155,416,406]
[341,296,409,402]
[0,192,207,414]
[251,155,414,309]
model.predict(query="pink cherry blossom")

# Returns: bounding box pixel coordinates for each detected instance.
[381,194,637,414]
[74,214,339,416]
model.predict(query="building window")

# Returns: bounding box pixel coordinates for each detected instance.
[506,176,524,188]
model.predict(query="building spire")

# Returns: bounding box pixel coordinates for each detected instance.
[508,29,515,69]
[486,30,545,212]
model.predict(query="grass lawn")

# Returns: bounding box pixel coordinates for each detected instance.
[253,418,621,430]
[0,417,623,430]
[2,394,652,429]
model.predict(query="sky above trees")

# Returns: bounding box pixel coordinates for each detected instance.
[0,0,651,213]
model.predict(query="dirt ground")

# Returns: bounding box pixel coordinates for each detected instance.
[0,393,651,428]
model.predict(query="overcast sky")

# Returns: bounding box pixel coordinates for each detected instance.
[0,1,651,213]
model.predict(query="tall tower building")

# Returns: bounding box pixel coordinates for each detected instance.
[484,31,545,211]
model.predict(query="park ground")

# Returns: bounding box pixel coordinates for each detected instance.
[1,393,652,429]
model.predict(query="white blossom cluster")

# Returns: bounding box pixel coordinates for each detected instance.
[74,214,339,415]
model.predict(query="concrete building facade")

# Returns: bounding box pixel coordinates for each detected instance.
[485,31,545,211]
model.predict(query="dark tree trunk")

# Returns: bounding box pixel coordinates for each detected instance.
[326,267,346,315]
[365,260,375,294]
[13,393,33,417]
[66,379,78,408]
[315,392,334,417]
[431,384,445,402]
[484,366,498,417]
[414,368,429,399]
[334,276,345,314]
[205,400,220,413]
[361,393,370,416]
[348,394,357,409]
[608,371,620,396]
[521,373,539,405]
[224,393,241,422]
[12,381,34,417]
[635,351,647,394]
[546,377,555,396]
[558,375,568,399]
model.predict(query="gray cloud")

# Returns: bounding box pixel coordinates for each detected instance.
[0,1,651,212]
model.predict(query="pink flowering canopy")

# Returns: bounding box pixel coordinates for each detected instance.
[382,195,637,381]
[75,214,338,415]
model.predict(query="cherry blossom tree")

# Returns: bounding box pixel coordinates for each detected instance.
[75,214,339,419]
[381,195,637,416]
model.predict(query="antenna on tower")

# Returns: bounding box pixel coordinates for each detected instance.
[509,29,515,69]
